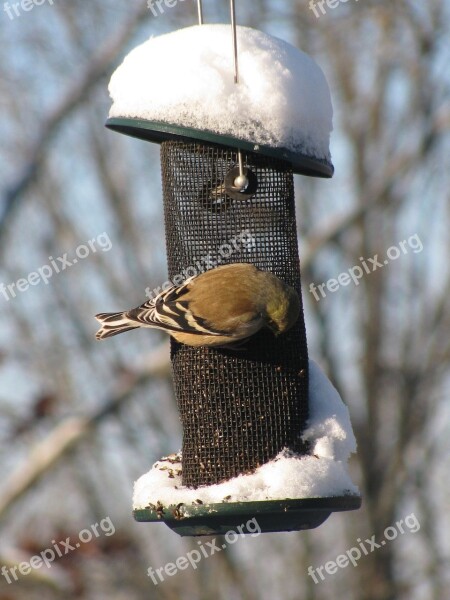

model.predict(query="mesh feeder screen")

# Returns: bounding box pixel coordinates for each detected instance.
[161,140,309,488]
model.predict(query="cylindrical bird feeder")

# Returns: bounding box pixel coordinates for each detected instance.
[161,142,309,488]
[105,17,360,535]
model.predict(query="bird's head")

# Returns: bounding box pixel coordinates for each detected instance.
[266,285,300,335]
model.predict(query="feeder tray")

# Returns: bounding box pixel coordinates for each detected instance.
[106,117,334,179]
[134,496,362,537]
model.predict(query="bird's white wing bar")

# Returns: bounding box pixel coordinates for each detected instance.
[126,284,226,336]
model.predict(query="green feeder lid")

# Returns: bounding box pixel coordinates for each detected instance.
[133,495,361,537]
[105,117,334,179]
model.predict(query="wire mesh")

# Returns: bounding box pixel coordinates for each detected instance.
[161,140,309,487]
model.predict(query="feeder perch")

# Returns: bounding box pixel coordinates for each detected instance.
[105,17,361,536]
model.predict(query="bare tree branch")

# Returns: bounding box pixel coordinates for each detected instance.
[0,342,170,521]
[0,3,150,243]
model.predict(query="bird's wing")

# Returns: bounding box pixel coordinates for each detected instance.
[125,282,227,337]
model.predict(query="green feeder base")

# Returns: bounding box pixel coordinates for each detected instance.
[133,496,362,537]
[105,117,334,179]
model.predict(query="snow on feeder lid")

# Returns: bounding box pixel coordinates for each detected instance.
[106,24,334,178]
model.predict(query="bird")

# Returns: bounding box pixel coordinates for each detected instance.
[95,263,300,348]
[209,181,227,200]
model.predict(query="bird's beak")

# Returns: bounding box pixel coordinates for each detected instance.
[267,321,280,335]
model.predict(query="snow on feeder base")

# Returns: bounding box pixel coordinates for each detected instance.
[133,361,361,536]
[105,23,361,535]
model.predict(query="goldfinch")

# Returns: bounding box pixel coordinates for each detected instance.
[95,263,299,348]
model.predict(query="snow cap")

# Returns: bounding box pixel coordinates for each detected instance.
[107,25,334,177]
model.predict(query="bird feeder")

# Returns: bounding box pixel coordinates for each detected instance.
[105,5,360,536]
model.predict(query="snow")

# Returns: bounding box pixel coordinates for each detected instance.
[133,360,359,509]
[109,25,333,161]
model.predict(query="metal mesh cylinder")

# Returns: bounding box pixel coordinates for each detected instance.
[161,141,309,487]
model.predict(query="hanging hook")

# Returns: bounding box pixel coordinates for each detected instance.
[230,0,239,84]
[197,0,203,25]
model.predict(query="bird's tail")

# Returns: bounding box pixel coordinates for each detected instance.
[95,312,139,340]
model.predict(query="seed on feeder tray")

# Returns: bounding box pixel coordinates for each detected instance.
[162,453,181,463]
[172,503,184,520]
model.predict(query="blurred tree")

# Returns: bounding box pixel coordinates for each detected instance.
[0,1,448,599]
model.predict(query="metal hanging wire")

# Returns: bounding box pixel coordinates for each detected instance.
[196,1,239,84]
[196,0,246,186]
[230,0,239,84]
[229,0,247,185]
